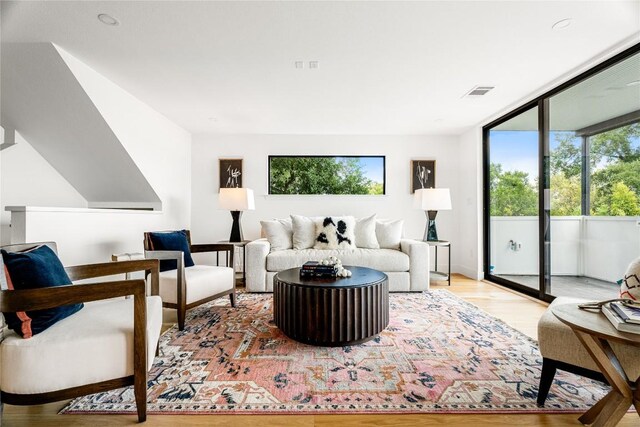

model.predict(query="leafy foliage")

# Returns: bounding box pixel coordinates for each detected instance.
[490,163,537,216]
[593,181,640,216]
[550,132,582,178]
[550,174,581,216]
[590,123,640,165]
[269,157,383,195]
[491,123,640,217]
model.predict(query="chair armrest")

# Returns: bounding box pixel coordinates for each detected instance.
[0,279,146,313]
[246,239,270,292]
[191,243,235,268]
[190,243,234,254]
[144,250,185,300]
[65,259,160,296]
[400,239,430,291]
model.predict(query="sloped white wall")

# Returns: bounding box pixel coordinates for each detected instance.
[56,46,191,223]
[1,43,161,208]
[1,133,87,245]
[191,133,460,272]
[3,47,192,264]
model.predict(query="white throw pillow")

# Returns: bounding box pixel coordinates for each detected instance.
[354,214,379,249]
[291,215,318,249]
[376,219,404,249]
[314,216,356,250]
[260,219,293,251]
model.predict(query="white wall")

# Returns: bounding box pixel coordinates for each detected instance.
[490,216,640,282]
[8,207,165,266]
[454,127,483,279]
[191,134,462,271]
[583,217,640,282]
[1,133,87,245]
[57,46,191,221]
[2,49,192,264]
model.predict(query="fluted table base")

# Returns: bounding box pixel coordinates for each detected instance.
[273,267,389,347]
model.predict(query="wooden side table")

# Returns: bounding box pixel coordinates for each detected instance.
[218,240,250,285]
[426,240,451,286]
[552,304,640,427]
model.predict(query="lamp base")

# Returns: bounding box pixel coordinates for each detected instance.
[423,210,439,242]
[229,211,243,242]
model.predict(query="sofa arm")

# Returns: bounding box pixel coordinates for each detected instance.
[400,239,430,291]
[246,238,270,292]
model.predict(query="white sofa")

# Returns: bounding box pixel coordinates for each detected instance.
[246,238,430,292]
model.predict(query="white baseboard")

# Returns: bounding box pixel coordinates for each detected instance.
[452,264,483,280]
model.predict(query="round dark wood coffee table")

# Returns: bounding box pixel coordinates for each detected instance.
[273,266,389,347]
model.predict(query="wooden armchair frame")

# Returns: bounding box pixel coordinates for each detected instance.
[143,230,235,330]
[0,242,160,423]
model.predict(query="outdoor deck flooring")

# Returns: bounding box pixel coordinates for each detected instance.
[498,274,619,300]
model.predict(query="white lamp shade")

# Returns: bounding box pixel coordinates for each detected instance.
[219,188,255,211]
[414,188,452,211]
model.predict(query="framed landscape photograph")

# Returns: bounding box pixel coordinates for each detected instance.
[268,155,385,195]
[411,159,435,193]
[219,158,243,189]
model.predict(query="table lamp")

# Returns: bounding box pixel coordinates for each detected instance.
[414,188,451,241]
[219,188,255,242]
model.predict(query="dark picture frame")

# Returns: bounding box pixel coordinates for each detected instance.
[411,160,435,193]
[219,158,243,189]
[268,155,386,195]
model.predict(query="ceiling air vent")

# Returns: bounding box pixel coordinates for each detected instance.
[464,86,495,97]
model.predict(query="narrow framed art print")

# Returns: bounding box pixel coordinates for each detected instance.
[219,158,243,189]
[411,159,435,193]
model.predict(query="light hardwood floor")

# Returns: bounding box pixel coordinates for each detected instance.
[3,275,638,426]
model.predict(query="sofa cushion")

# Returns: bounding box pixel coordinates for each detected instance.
[376,219,404,249]
[0,296,162,394]
[291,215,320,249]
[266,248,410,272]
[355,214,379,249]
[1,245,83,338]
[314,216,356,250]
[261,218,293,251]
[148,230,195,272]
[158,265,234,304]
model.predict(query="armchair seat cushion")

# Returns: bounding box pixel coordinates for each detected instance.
[158,265,234,305]
[266,248,410,272]
[0,295,162,395]
[538,297,640,380]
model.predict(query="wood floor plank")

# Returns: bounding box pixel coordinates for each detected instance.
[3,275,637,426]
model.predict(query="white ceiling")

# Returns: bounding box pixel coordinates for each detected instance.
[495,51,640,131]
[2,1,639,135]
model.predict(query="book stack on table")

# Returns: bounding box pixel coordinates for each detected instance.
[300,261,338,279]
[602,301,640,334]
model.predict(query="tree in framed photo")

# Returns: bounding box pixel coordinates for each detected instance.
[411,160,435,193]
[219,159,242,189]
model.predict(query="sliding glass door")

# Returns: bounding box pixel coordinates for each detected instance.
[484,44,640,301]
[486,107,540,294]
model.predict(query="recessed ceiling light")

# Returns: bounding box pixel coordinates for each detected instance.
[626,80,640,87]
[208,117,218,122]
[98,13,119,26]
[552,18,572,30]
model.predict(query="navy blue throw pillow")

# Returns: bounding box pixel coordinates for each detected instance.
[1,245,83,338]
[149,230,195,272]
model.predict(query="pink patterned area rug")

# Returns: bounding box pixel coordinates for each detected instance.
[61,290,608,415]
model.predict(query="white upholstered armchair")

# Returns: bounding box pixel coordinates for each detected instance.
[0,242,162,423]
